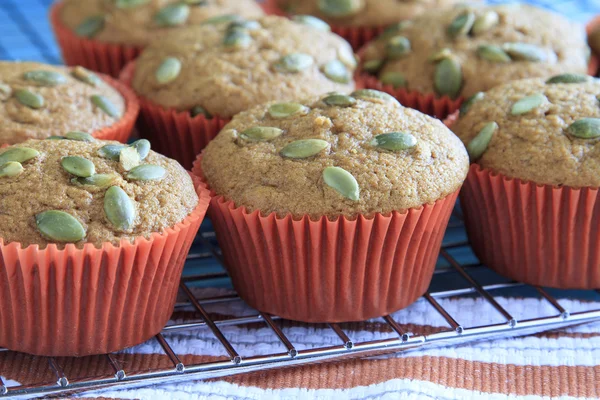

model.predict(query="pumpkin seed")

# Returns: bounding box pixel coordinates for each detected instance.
[363,59,383,73]
[47,136,66,140]
[323,94,356,107]
[351,89,399,105]
[371,132,417,151]
[91,95,120,118]
[322,60,351,83]
[98,144,127,160]
[104,186,136,231]
[241,127,284,141]
[338,46,357,69]
[183,0,208,4]
[223,30,252,49]
[72,66,102,87]
[66,131,95,142]
[546,73,589,84]
[274,53,314,73]
[323,166,360,201]
[460,92,484,116]
[119,146,141,171]
[72,174,119,188]
[268,102,309,119]
[22,70,67,86]
[201,14,241,25]
[0,82,11,100]
[280,139,329,159]
[386,36,411,59]
[472,11,499,35]
[292,15,330,31]
[126,164,167,181]
[115,0,150,8]
[434,57,462,99]
[318,0,364,18]
[131,139,151,160]
[0,147,39,165]
[61,156,95,178]
[36,211,86,243]
[155,57,181,84]
[75,15,105,38]
[502,42,547,62]
[190,106,212,119]
[467,121,497,161]
[567,118,600,139]
[447,11,475,38]
[380,71,407,88]
[477,45,511,63]
[228,20,261,31]
[0,162,23,178]
[378,21,412,41]
[511,93,547,116]
[15,89,44,109]
[428,48,452,63]
[154,4,190,26]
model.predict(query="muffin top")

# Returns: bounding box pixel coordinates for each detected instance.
[60,0,265,46]
[277,0,475,28]
[452,75,600,188]
[131,15,357,118]
[360,4,589,100]
[0,137,198,249]
[201,90,469,219]
[0,62,125,144]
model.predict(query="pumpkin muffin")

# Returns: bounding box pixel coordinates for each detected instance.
[195,90,468,322]
[452,75,600,289]
[360,4,590,100]
[0,61,129,144]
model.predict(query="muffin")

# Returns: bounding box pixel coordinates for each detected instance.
[123,15,357,169]
[359,4,592,118]
[0,137,210,356]
[0,61,138,144]
[451,75,600,289]
[51,0,266,77]
[194,89,469,322]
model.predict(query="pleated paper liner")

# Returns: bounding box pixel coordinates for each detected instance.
[120,61,229,170]
[0,176,211,357]
[93,74,140,143]
[192,156,458,323]
[460,165,600,289]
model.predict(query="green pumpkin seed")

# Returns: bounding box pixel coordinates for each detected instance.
[338,46,357,69]
[0,162,23,178]
[292,15,330,31]
[318,0,364,17]
[15,89,44,109]
[72,174,119,188]
[502,43,547,62]
[228,20,261,32]
[472,11,499,35]
[36,211,86,243]
[274,53,314,73]
[363,59,383,73]
[378,21,412,41]
[119,146,141,171]
[477,45,511,63]
[98,144,127,161]
[511,93,547,116]
[190,106,212,119]
[371,132,417,151]
[467,122,497,161]
[223,30,252,49]
[23,70,67,86]
[241,127,284,141]
[104,186,136,231]
[351,89,399,105]
[72,66,102,87]
[322,60,351,83]
[66,131,95,142]
[434,57,462,99]
[155,57,181,84]
[61,156,95,178]
[280,139,329,159]
[323,94,356,107]
[323,166,360,201]
[447,11,475,38]
[47,136,66,140]
[567,118,600,139]
[428,48,452,63]
[0,82,11,100]
[0,147,39,165]
[386,36,411,59]
[75,15,105,38]
[154,4,190,26]
[380,72,407,88]
[91,95,120,118]
[460,92,484,117]
[183,0,208,4]
[268,102,309,119]
[201,14,241,25]
[126,164,167,181]
[131,139,151,160]
[115,0,150,8]
[546,73,589,84]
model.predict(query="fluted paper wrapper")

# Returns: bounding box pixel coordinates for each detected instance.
[193,157,458,323]
[0,177,211,357]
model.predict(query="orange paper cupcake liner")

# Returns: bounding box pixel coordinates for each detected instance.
[460,164,600,289]
[192,156,458,323]
[93,74,140,143]
[0,176,211,357]
[120,61,230,170]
